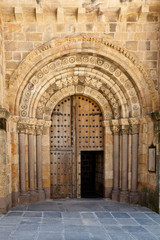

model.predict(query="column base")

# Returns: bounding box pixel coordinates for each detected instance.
[29,191,38,203]
[19,192,29,204]
[129,191,139,204]
[120,190,129,203]
[111,190,120,201]
[104,187,112,198]
[38,189,45,202]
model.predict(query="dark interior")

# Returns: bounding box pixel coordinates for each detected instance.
[81,151,104,198]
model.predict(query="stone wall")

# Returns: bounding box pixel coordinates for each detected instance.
[0,0,159,213]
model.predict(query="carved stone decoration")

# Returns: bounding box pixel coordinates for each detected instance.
[19,53,141,120]
[36,125,43,135]
[82,1,102,13]
[111,120,120,135]
[17,123,27,134]
[129,118,139,135]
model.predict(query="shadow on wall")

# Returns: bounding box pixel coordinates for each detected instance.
[139,186,159,213]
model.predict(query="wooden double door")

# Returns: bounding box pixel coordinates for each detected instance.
[50,95,104,198]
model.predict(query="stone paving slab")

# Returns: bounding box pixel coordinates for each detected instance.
[0,199,160,240]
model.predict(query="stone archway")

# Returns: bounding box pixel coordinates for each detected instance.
[8,34,158,207]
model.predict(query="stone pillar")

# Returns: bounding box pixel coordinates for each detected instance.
[0,109,10,213]
[150,111,160,213]
[129,118,139,204]
[36,125,45,201]
[111,120,120,201]
[41,121,52,199]
[119,119,129,203]
[18,124,27,199]
[103,120,113,198]
[27,125,38,202]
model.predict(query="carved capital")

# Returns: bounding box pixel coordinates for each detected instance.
[111,125,120,135]
[120,125,129,135]
[26,125,35,135]
[129,118,139,135]
[111,120,120,135]
[102,120,110,128]
[17,123,26,134]
[36,125,43,135]
[44,121,52,128]
[9,115,20,123]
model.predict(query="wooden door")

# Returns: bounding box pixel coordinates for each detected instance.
[50,95,104,198]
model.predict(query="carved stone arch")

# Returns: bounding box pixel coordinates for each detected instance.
[9,34,158,117]
[43,85,113,121]
[20,65,141,119]
[28,70,130,120]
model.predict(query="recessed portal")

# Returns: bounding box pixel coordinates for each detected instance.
[50,95,104,198]
[81,151,104,198]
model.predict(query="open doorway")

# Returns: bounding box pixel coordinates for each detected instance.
[81,151,104,198]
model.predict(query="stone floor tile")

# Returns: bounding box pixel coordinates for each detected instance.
[40,223,64,232]
[130,232,157,240]
[62,212,81,218]
[81,212,96,218]
[95,212,113,218]
[64,224,88,232]
[43,211,62,218]
[7,212,24,217]
[115,218,139,225]
[82,218,101,226]
[65,231,90,240]
[23,212,42,217]
[111,212,130,218]
[37,232,63,240]
[129,212,150,219]
[20,217,41,224]
[98,218,118,225]
[122,225,149,233]
[134,217,158,225]
[63,218,83,226]
[108,232,135,240]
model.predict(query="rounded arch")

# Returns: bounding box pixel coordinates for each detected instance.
[9,34,158,118]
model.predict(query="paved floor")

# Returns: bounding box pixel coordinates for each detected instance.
[0,199,160,240]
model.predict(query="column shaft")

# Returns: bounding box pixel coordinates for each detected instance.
[131,134,138,192]
[121,134,128,192]
[36,134,42,190]
[28,134,35,192]
[111,123,120,201]
[19,133,26,193]
[120,122,129,203]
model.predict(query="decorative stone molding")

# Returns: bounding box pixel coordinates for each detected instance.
[10,34,157,121]
[26,125,36,135]
[119,119,129,135]
[111,120,120,135]
[36,125,43,135]
[17,123,27,134]
[9,115,19,123]
[44,121,52,127]
[129,118,139,135]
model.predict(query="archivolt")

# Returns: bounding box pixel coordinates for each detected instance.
[9,34,157,118]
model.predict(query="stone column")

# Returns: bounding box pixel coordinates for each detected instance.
[27,125,38,202]
[150,111,160,213]
[18,124,26,192]
[129,118,139,204]
[36,125,45,201]
[119,119,129,203]
[103,120,113,198]
[0,109,10,213]
[111,120,120,201]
